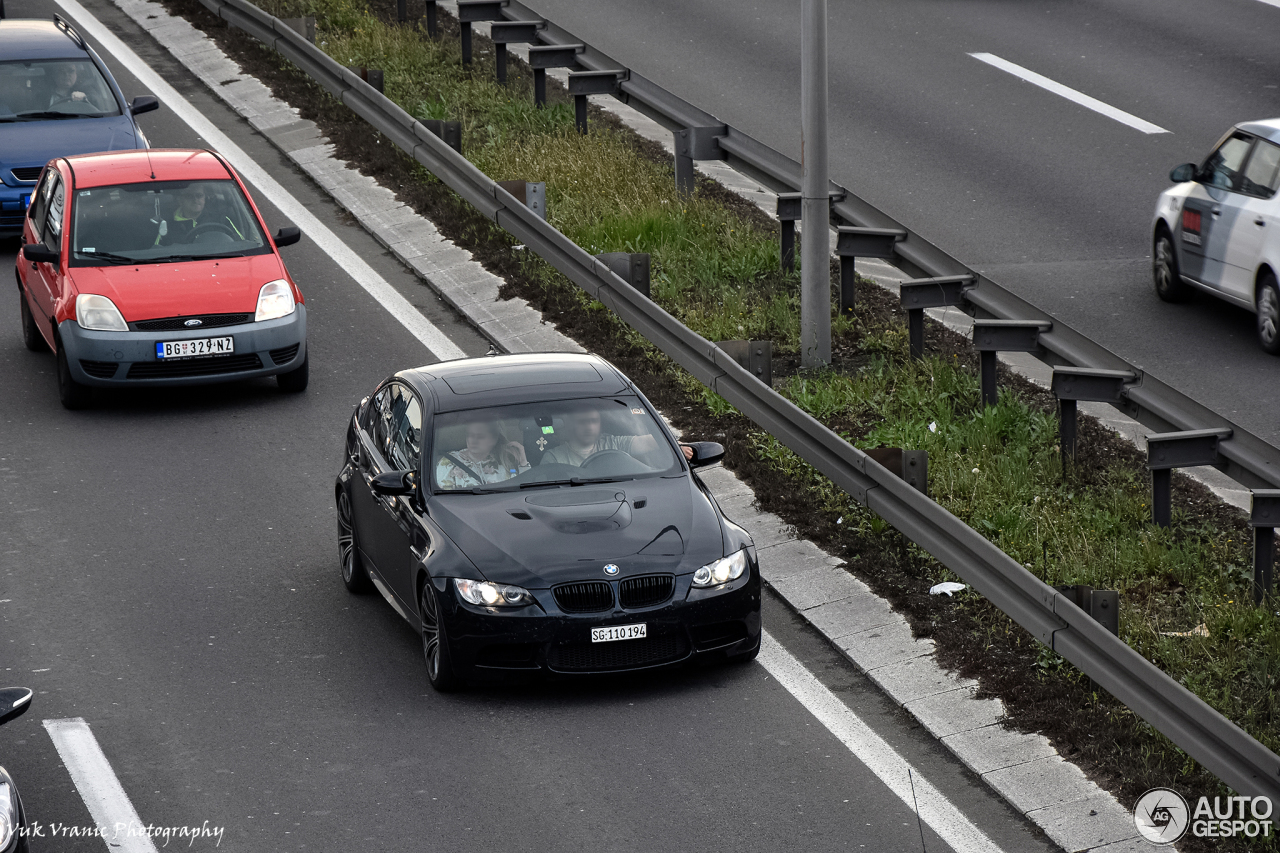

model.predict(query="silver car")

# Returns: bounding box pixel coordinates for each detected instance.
[1152,119,1280,353]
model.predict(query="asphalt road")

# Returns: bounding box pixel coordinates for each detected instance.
[524,0,1280,448]
[0,0,1058,850]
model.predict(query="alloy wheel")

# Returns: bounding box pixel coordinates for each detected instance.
[1259,281,1280,353]
[421,583,441,681]
[338,492,355,584]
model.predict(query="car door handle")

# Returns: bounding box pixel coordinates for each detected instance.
[1211,206,1221,216]
[1256,218,1267,227]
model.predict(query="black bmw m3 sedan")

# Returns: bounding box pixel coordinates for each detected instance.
[335,353,761,691]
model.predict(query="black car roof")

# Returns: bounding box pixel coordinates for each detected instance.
[0,19,92,61]
[399,353,633,413]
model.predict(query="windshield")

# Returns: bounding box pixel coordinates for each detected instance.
[432,396,680,492]
[0,59,121,120]
[69,180,271,265]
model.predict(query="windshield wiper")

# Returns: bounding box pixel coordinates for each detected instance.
[13,111,101,120]
[142,252,251,264]
[519,476,632,489]
[77,251,138,265]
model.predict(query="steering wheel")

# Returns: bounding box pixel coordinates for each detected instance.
[188,222,237,244]
[580,449,633,470]
[47,95,97,111]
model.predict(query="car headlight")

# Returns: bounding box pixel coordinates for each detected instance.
[454,578,534,607]
[692,549,749,588]
[255,279,295,322]
[0,779,15,850]
[75,293,128,331]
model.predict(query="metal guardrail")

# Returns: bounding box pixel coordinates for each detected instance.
[196,0,1280,800]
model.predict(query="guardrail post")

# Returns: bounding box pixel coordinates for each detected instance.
[421,119,462,153]
[281,16,315,43]
[496,180,545,219]
[526,44,583,108]
[490,21,545,84]
[673,126,727,197]
[972,320,1051,407]
[898,275,974,360]
[425,0,437,36]
[398,0,407,22]
[716,340,773,387]
[833,227,904,317]
[1145,428,1233,527]
[457,0,507,65]
[1250,491,1280,603]
[348,66,384,93]
[1050,367,1133,466]
[777,193,800,272]
[566,70,621,134]
[596,252,650,298]
[864,447,929,495]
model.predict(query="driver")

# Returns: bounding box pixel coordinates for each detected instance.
[541,404,694,466]
[155,185,244,246]
[48,64,98,111]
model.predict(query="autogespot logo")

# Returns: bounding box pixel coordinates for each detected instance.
[1134,788,1189,844]
[1134,789,1275,843]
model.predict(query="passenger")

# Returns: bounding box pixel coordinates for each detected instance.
[47,63,98,111]
[541,405,694,466]
[155,185,243,246]
[436,420,530,489]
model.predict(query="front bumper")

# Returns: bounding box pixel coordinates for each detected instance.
[57,305,307,387]
[0,183,35,237]
[438,562,762,680]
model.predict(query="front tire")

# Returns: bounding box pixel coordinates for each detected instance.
[277,354,309,393]
[420,581,462,692]
[20,288,46,352]
[337,490,372,593]
[56,341,92,410]
[1258,274,1280,355]
[1154,232,1191,302]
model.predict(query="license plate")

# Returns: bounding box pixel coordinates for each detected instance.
[591,623,647,643]
[155,336,235,359]
[20,194,31,209]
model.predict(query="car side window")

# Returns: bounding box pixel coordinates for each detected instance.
[1240,140,1280,199]
[28,170,57,229]
[371,383,422,472]
[41,177,65,252]
[1199,133,1253,191]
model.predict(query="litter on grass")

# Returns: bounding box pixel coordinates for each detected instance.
[1160,624,1210,638]
[929,582,967,597]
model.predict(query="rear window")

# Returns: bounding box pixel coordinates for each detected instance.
[69,180,271,266]
[0,59,121,120]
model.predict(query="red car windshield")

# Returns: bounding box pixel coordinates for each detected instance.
[69,179,270,266]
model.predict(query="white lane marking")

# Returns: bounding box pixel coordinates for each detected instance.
[44,718,160,853]
[1258,0,1280,8]
[969,52,1169,135]
[759,632,1006,853]
[56,0,468,362]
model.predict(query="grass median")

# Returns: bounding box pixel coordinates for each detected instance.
[167,0,1278,843]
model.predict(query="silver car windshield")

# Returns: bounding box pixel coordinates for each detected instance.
[0,59,121,120]
[69,180,271,266]
[433,397,679,492]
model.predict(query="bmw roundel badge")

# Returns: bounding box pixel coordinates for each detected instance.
[184,318,203,327]
[603,564,620,576]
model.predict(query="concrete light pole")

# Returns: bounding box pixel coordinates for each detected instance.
[800,0,830,368]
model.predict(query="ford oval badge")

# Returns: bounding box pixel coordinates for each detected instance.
[184,318,203,327]
[603,564,620,576]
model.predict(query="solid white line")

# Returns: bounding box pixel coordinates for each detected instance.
[969,52,1169,135]
[44,718,160,853]
[56,0,468,362]
[758,632,1006,853]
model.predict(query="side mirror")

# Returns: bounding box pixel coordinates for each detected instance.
[0,687,32,726]
[274,225,301,248]
[129,96,159,116]
[1170,162,1197,183]
[685,441,725,468]
[22,243,59,264]
[371,470,416,496]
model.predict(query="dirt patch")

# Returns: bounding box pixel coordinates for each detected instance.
[152,2,1260,847]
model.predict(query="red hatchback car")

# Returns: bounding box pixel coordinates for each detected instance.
[16,148,307,408]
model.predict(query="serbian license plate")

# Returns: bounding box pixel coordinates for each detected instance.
[156,337,235,359]
[591,623,647,643]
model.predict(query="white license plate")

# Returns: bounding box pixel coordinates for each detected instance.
[155,336,235,359]
[591,623,647,643]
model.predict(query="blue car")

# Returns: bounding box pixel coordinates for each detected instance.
[0,14,158,238]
